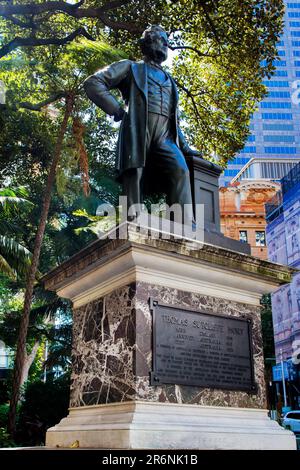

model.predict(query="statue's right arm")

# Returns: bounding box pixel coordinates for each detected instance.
[83,60,132,119]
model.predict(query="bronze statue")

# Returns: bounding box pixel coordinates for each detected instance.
[84,25,202,224]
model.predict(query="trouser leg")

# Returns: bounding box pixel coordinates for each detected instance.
[148,116,194,226]
[165,166,194,226]
[122,168,144,220]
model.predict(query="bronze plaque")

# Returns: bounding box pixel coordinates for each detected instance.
[150,300,256,392]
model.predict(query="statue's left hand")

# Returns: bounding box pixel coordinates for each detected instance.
[113,107,125,122]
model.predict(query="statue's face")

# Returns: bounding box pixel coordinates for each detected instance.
[144,30,168,64]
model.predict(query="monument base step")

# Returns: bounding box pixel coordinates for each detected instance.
[46,401,296,450]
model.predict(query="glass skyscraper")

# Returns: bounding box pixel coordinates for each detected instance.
[221,1,300,186]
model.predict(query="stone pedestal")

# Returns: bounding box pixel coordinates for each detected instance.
[43,222,296,450]
[187,155,223,233]
[45,402,295,450]
[187,155,251,255]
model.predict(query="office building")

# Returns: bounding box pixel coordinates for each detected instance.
[265,162,300,410]
[221,1,300,186]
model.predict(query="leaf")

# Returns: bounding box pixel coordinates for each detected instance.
[0,235,32,278]
[0,254,16,280]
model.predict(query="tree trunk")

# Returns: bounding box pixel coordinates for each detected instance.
[20,341,41,389]
[8,95,74,437]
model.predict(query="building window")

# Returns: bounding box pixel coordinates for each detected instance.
[234,158,250,165]
[263,135,295,142]
[290,21,300,26]
[256,231,266,247]
[224,169,240,177]
[263,124,294,131]
[261,59,286,67]
[267,91,290,98]
[273,70,288,76]
[264,147,297,154]
[263,123,294,130]
[239,231,248,243]
[262,113,292,120]
[240,146,256,153]
[262,80,289,87]
[273,60,286,66]
[260,102,291,108]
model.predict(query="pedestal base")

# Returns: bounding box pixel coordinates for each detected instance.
[43,224,296,451]
[46,401,296,450]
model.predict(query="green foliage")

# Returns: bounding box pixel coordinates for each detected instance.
[26,343,46,383]
[0,15,131,434]
[0,275,16,317]
[0,1,161,58]
[68,37,128,76]
[0,35,123,272]
[1,1,284,165]
[16,375,70,446]
[0,108,56,189]
[0,187,33,279]
[0,404,9,427]
[0,402,19,447]
[1,373,70,447]
[0,427,15,447]
[0,381,10,406]
[166,0,284,165]
[0,289,72,371]
[73,207,121,236]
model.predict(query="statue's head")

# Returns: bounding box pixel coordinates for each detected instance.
[139,25,168,64]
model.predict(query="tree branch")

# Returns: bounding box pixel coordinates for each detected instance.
[0,1,85,17]
[200,1,221,44]
[3,14,34,29]
[96,13,142,33]
[100,0,132,12]
[0,1,141,33]
[0,27,95,58]
[169,44,216,58]
[176,80,204,122]
[18,92,66,111]
[0,0,132,19]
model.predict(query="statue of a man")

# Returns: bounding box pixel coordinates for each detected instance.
[84,25,202,224]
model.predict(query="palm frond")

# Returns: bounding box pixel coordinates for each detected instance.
[0,196,33,217]
[0,254,16,279]
[0,219,20,235]
[0,186,29,198]
[0,235,32,277]
[0,196,30,205]
[69,38,128,76]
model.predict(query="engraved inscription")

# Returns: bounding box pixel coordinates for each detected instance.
[151,304,255,391]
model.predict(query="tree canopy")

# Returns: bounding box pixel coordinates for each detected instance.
[0,0,284,164]
[169,0,284,163]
